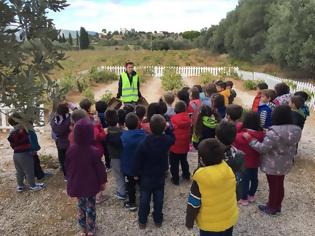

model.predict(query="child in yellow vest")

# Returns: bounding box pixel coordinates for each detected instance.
[186,138,238,236]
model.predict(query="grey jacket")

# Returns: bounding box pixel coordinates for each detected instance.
[250,125,302,175]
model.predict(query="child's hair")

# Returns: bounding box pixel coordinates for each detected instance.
[274,83,290,97]
[164,91,175,105]
[95,100,108,113]
[193,85,203,93]
[226,81,234,88]
[205,84,217,97]
[123,104,135,114]
[71,110,88,124]
[212,94,225,108]
[195,105,213,137]
[147,102,161,121]
[135,105,146,120]
[226,104,243,121]
[79,99,92,113]
[8,113,22,126]
[242,111,262,131]
[216,81,227,90]
[294,91,309,101]
[158,98,168,115]
[177,88,190,106]
[257,82,268,90]
[105,109,118,127]
[174,101,187,114]
[272,105,293,125]
[215,121,237,146]
[191,87,200,100]
[198,138,225,166]
[118,109,126,126]
[150,114,166,135]
[261,89,276,101]
[125,112,139,130]
[290,95,305,109]
[57,102,69,115]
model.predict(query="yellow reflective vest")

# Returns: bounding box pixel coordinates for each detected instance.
[193,161,239,232]
[120,72,139,103]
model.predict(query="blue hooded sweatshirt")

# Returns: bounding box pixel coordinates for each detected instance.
[120,129,147,176]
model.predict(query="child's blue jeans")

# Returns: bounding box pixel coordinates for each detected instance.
[241,168,258,200]
[138,186,164,225]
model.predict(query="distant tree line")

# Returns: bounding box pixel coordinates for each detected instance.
[196,0,315,75]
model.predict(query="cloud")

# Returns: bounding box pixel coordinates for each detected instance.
[49,0,238,32]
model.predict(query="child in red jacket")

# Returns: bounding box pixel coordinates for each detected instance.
[170,101,192,185]
[234,111,264,206]
[252,82,268,112]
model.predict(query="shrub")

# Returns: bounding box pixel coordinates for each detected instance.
[200,72,218,85]
[82,87,95,103]
[59,72,76,95]
[243,80,264,90]
[76,75,90,93]
[100,90,113,103]
[137,67,154,83]
[161,68,184,91]
[96,70,118,83]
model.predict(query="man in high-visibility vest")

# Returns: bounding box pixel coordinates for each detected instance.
[117,61,142,104]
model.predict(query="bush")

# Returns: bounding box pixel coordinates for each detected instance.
[76,74,90,92]
[137,67,154,83]
[200,72,218,85]
[82,87,95,103]
[100,90,113,103]
[243,80,264,90]
[59,72,76,95]
[161,68,184,91]
[96,70,118,83]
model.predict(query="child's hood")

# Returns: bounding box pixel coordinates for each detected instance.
[121,129,146,145]
[172,112,191,128]
[74,118,94,146]
[270,125,302,146]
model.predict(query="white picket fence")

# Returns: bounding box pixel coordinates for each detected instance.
[1,66,314,131]
[0,105,45,132]
[236,69,315,111]
[98,65,237,77]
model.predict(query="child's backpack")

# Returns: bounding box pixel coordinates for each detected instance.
[224,145,245,200]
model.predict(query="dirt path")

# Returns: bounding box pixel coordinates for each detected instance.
[0,77,315,236]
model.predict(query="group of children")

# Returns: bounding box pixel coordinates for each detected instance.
[7,78,309,236]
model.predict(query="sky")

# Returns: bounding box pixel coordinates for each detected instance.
[48,0,238,33]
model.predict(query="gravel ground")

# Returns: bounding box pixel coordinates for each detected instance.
[0,78,314,236]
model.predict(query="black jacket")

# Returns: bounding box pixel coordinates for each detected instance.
[117,71,142,98]
[133,127,175,189]
[291,110,306,129]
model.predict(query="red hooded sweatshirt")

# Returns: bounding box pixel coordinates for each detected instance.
[234,128,265,168]
[170,112,192,154]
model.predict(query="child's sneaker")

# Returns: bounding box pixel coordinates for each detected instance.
[171,178,179,186]
[16,185,26,193]
[138,222,146,230]
[124,201,137,212]
[238,199,249,206]
[248,195,256,203]
[30,183,46,192]
[115,192,126,200]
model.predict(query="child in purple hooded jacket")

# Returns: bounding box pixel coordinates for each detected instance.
[65,118,107,236]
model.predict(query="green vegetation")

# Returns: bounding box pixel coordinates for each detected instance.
[243,80,264,91]
[198,0,315,76]
[80,27,90,49]
[100,90,113,103]
[0,0,68,124]
[200,72,219,85]
[161,68,184,91]
[82,87,95,103]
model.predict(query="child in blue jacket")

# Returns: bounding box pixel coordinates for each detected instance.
[120,113,147,211]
